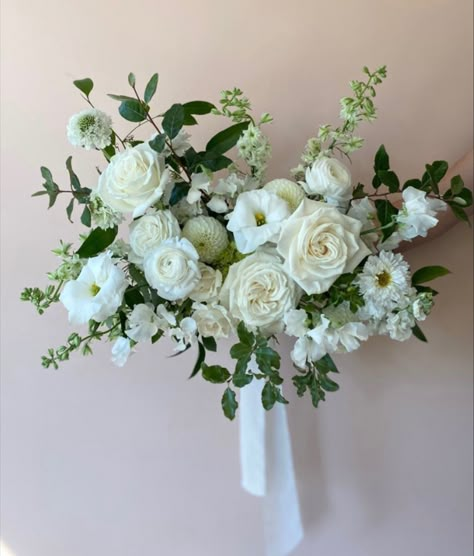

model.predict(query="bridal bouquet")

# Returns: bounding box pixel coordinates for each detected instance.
[22,66,471,419]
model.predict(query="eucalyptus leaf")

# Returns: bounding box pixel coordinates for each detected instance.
[73,78,93,97]
[144,73,159,104]
[119,99,147,122]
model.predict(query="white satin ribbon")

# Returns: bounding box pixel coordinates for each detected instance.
[239,358,304,556]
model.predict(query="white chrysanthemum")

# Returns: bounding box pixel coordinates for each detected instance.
[67,109,113,150]
[227,190,290,254]
[111,337,132,367]
[129,210,180,263]
[89,191,124,230]
[189,263,223,303]
[264,179,305,212]
[182,216,229,263]
[356,251,412,319]
[237,124,272,181]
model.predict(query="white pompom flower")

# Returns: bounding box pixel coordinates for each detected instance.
[67,109,113,150]
[264,179,305,212]
[182,216,229,263]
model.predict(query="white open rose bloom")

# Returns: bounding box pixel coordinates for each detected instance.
[220,250,300,335]
[60,252,128,325]
[277,198,371,294]
[143,237,201,301]
[227,189,290,254]
[192,302,233,339]
[97,143,171,218]
[303,156,352,206]
[129,209,180,264]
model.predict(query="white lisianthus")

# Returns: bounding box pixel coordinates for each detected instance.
[397,186,447,240]
[111,337,132,367]
[67,109,112,150]
[189,263,223,303]
[264,179,305,212]
[277,198,371,294]
[303,156,352,206]
[187,173,210,204]
[220,250,300,335]
[182,216,229,263]
[227,190,290,254]
[143,237,201,301]
[192,302,233,339]
[97,143,171,218]
[59,252,128,325]
[129,210,180,263]
[284,309,309,337]
[170,317,197,352]
[126,303,161,343]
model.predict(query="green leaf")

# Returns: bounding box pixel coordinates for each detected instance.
[73,78,93,97]
[202,336,217,352]
[221,387,238,420]
[412,323,428,342]
[40,166,60,208]
[448,202,470,224]
[236,321,254,346]
[119,99,147,122]
[261,382,278,410]
[378,170,400,193]
[196,151,233,172]
[374,199,399,240]
[414,284,438,296]
[319,375,339,392]
[128,72,136,87]
[183,113,198,126]
[65,156,81,191]
[412,265,450,284]
[189,342,206,379]
[144,73,159,104]
[124,287,144,309]
[255,345,280,373]
[149,133,167,153]
[183,101,216,115]
[403,178,423,191]
[102,144,116,162]
[450,175,464,196]
[66,198,74,222]
[423,162,447,195]
[76,226,118,258]
[230,342,251,360]
[206,121,249,155]
[374,144,390,172]
[80,205,92,227]
[309,376,324,408]
[352,183,365,199]
[315,354,338,374]
[202,364,231,384]
[232,367,253,388]
[169,182,190,206]
[107,94,137,102]
[162,103,185,139]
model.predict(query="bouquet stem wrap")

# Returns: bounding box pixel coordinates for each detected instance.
[239,357,304,556]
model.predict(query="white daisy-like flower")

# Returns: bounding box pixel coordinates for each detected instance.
[182,216,229,263]
[67,109,113,150]
[264,179,305,212]
[355,251,412,319]
[89,191,124,230]
[226,189,290,254]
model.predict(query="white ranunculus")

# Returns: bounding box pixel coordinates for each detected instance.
[303,156,352,206]
[143,237,201,301]
[220,250,300,335]
[189,263,223,303]
[129,210,180,263]
[97,143,171,218]
[111,337,132,367]
[227,190,290,254]
[60,252,128,325]
[126,303,161,343]
[397,186,447,240]
[277,198,371,294]
[192,302,233,339]
[284,309,309,337]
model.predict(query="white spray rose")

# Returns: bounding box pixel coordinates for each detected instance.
[303,156,352,206]
[129,210,180,263]
[143,237,201,301]
[277,198,371,294]
[60,252,128,325]
[192,303,233,339]
[97,143,171,218]
[220,250,300,335]
[189,263,223,303]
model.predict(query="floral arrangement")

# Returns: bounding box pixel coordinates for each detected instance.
[22,66,472,419]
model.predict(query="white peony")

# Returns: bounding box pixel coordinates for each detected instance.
[277,198,371,294]
[143,237,201,301]
[220,250,300,335]
[126,303,161,343]
[60,252,128,325]
[67,109,112,150]
[192,302,233,339]
[129,210,180,263]
[227,190,290,254]
[303,156,352,205]
[182,216,229,263]
[397,186,447,240]
[189,263,223,303]
[111,337,132,367]
[97,143,171,218]
[264,179,306,212]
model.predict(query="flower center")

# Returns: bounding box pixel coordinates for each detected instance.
[254,212,266,226]
[376,270,392,288]
[90,283,101,296]
[78,114,96,133]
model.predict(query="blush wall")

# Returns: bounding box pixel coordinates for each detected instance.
[1,1,472,555]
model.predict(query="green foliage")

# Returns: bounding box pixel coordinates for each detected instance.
[189,342,206,378]
[212,88,253,123]
[221,387,238,420]
[412,323,428,343]
[202,336,217,352]
[202,364,231,384]
[292,354,340,408]
[21,284,63,315]
[206,122,250,154]
[169,182,190,206]
[128,72,136,87]
[412,265,450,284]
[32,167,60,208]
[374,199,399,241]
[73,78,93,98]
[149,133,167,153]
[162,103,185,139]
[76,226,118,258]
[144,73,159,104]
[119,99,148,122]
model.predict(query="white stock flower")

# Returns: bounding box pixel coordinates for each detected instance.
[111,337,132,367]
[220,250,300,335]
[284,309,309,337]
[237,124,272,180]
[187,173,210,204]
[227,190,290,254]
[67,109,112,150]
[129,210,180,263]
[385,310,415,341]
[189,263,223,303]
[192,302,233,339]
[143,237,201,301]
[277,198,371,294]
[126,303,161,343]
[182,216,229,263]
[411,293,433,321]
[397,186,447,240]
[303,156,352,205]
[97,143,171,218]
[170,317,197,352]
[264,179,305,212]
[60,252,128,325]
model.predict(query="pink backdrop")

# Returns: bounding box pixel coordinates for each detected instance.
[1,1,472,555]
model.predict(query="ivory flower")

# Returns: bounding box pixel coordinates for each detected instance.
[129,210,180,263]
[303,156,352,205]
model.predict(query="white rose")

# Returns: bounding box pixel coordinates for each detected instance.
[143,237,201,301]
[220,250,300,335]
[60,252,128,325]
[97,143,171,218]
[189,263,223,303]
[277,198,371,294]
[129,210,180,263]
[192,303,233,339]
[303,156,352,205]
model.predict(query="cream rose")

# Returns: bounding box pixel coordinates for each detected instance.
[189,263,222,303]
[143,237,201,301]
[277,198,371,294]
[303,156,352,205]
[129,210,180,263]
[192,302,233,339]
[220,250,300,335]
[98,143,171,218]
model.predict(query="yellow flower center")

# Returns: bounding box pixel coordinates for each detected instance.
[255,212,266,226]
[376,271,392,288]
[90,283,101,296]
